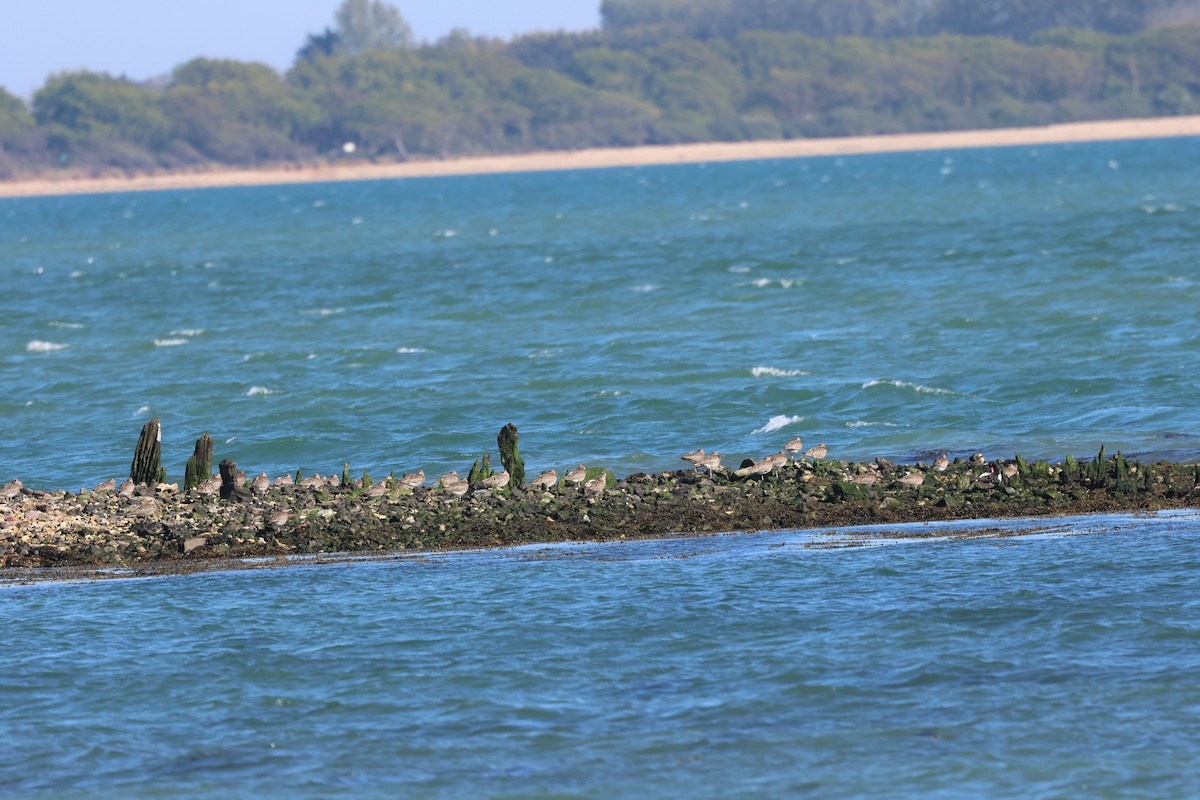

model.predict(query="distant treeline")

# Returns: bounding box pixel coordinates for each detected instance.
[2,0,1199,178]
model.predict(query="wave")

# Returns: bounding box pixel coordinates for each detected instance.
[846,421,902,429]
[245,386,276,397]
[154,339,189,347]
[170,329,205,337]
[862,379,957,396]
[753,415,803,435]
[396,347,428,354]
[752,367,809,378]
[26,340,69,353]
[48,321,84,329]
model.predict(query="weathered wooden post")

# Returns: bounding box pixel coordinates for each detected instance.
[219,459,252,503]
[184,434,214,491]
[498,423,525,487]
[468,453,493,485]
[130,417,163,486]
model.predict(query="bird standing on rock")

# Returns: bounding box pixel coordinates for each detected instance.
[804,444,827,461]
[681,449,706,465]
[529,470,558,490]
[564,465,588,485]
[933,453,950,472]
[898,472,925,488]
[583,475,607,495]
[785,438,804,459]
[399,470,425,489]
[482,470,510,489]
[697,452,722,472]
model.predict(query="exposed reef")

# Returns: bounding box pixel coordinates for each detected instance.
[3,444,1198,578]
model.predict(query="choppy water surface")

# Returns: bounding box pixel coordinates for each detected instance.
[3,513,1200,798]
[4,139,1200,797]
[2,138,1199,487]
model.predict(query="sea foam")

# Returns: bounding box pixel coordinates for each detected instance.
[753,415,803,434]
[862,379,957,396]
[752,367,808,378]
[245,386,276,397]
[154,339,189,347]
[26,340,69,353]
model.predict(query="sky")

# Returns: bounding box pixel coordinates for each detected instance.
[1,0,602,99]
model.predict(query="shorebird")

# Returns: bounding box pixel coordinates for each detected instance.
[785,437,804,459]
[696,452,722,472]
[529,469,558,490]
[438,471,460,487]
[363,481,389,497]
[681,449,706,465]
[564,465,588,485]
[737,459,775,477]
[763,451,789,470]
[273,473,294,486]
[851,471,879,486]
[196,475,221,496]
[117,479,136,498]
[976,465,1001,488]
[299,474,324,489]
[94,479,116,493]
[251,473,271,494]
[399,470,425,489]
[1003,463,1019,479]
[1,479,23,498]
[443,477,470,497]
[933,453,950,472]
[583,474,607,495]
[898,472,925,488]
[482,470,510,489]
[803,443,827,461]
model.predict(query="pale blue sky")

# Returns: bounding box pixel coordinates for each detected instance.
[1,0,602,99]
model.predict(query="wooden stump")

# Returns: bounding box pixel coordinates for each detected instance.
[184,434,214,491]
[130,418,162,486]
[219,459,251,503]
[498,423,525,488]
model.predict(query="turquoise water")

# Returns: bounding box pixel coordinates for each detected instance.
[2,138,1199,488]
[4,139,1200,797]
[3,513,1200,797]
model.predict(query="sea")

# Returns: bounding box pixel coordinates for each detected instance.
[2,137,1199,797]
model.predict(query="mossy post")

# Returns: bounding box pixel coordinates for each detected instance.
[130,417,162,486]
[184,434,213,491]
[497,423,525,487]
[468,453,493,485]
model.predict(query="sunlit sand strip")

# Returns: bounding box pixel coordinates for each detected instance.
[3,115,1200,199]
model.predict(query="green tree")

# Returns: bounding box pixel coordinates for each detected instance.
[32,72,168,169]
[335,0,414,54]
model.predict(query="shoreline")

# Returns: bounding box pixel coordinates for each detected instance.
[3,450,1198,583]
[2,115,1200,199]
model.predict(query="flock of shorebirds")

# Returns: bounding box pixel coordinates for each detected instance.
[45,435,1026,501]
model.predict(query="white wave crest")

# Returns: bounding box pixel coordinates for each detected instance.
[27,340,69,353]
[135,405,150,417]
[154,338,189,347]
[49,321,84,329]
[752,367,808,378]
[846,421,902,429]
[170,328,205,337]
[753,414,804,435]
[396,347,428,354]
[862,379,957,396]
[245,386,275,397]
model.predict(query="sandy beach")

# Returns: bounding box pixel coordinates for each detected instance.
[3,115,1200,199]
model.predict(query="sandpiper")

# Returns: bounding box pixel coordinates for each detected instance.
[681,449,706,466]
[898,472,925,488]
[438,471,460,487]
[529,469,558,490]
[785,437,804,459]
[197,475,222,496]
[803,443,827,461]
[251,473,271,494]
[363,481,389,497]
[583,475,607,495]
[1003,463,1019,479]
[851,471,879,485]
[1,479,23,498]
[696,452,722,472]
[117,478,136,498]
[933,453,949,472]
[737,459,775,477]
[444,478,470,497]
[482,470,510,489]
[273,473,294,486]
[399,470,425,489]
[564,465,588,485]
[94,479,116,493]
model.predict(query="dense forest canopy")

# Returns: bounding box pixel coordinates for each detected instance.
[2,0,1199,178]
